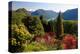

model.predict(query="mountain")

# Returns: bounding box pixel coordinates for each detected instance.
[31,9,58,20]
[16,8,31,15]
[31,8,78,20]
[63,8,78,20]
[12,8,78,20]
[11,8,78,20]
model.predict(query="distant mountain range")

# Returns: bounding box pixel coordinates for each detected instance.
[11,8,78,20]
[31,8,78,20]
[31,9,58,20]
[63,8,78,20]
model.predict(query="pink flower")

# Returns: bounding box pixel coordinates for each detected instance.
[62,34,77,49]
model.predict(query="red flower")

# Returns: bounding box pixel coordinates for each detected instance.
[62,34,77,49]
[48,32,56,37]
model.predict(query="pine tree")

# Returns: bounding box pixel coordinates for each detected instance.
[56,11,64,38]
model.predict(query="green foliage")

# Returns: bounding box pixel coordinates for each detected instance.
[10,38,17,46]
[16,8,30,15]
[12,11,26,24]
[23,42,48,51]
[9,8,78,52]
[9,24,32,52]
[64,20,78,36]
[11,8,30,25]
[40,15,48,25]
[48,20,54,32]
[40,15,49,32]
[22,16,45,36]
[12,24,32,41]
[56,12,64,38]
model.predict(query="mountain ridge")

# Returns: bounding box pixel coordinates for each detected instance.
[31,8,78,20]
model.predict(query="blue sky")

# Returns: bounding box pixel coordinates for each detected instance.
[12,1,78,12]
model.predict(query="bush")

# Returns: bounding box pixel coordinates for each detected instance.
[23,42,48,52]
[9,24,32,52]
[61,34,77,49]
[34,32,59,50]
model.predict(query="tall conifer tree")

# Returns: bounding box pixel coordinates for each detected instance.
[56,11,64,38]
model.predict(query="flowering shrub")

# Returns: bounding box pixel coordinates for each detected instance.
[61,34,77,49]
[34,32,57,49]
[9,24,32,52]
[34,32,56,42]
[12,24,32,41]
[47,32,56,37]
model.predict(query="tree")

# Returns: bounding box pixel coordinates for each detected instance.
[56,11,64,38]
[11,8,30,25]
[64,21,78,36]
[40,15,49,32]
[48,20,54,32]
[22,16,45,36]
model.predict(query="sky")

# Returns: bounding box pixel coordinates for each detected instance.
[12,1,78,12]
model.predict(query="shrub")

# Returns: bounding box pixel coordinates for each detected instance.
[12,24,32,41]
[61,34,77,49]
[23,42,48,52]
[9,24,32,52]
[34,32,58,50]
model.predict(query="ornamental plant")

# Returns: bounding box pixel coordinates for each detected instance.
[61,34,77,49]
